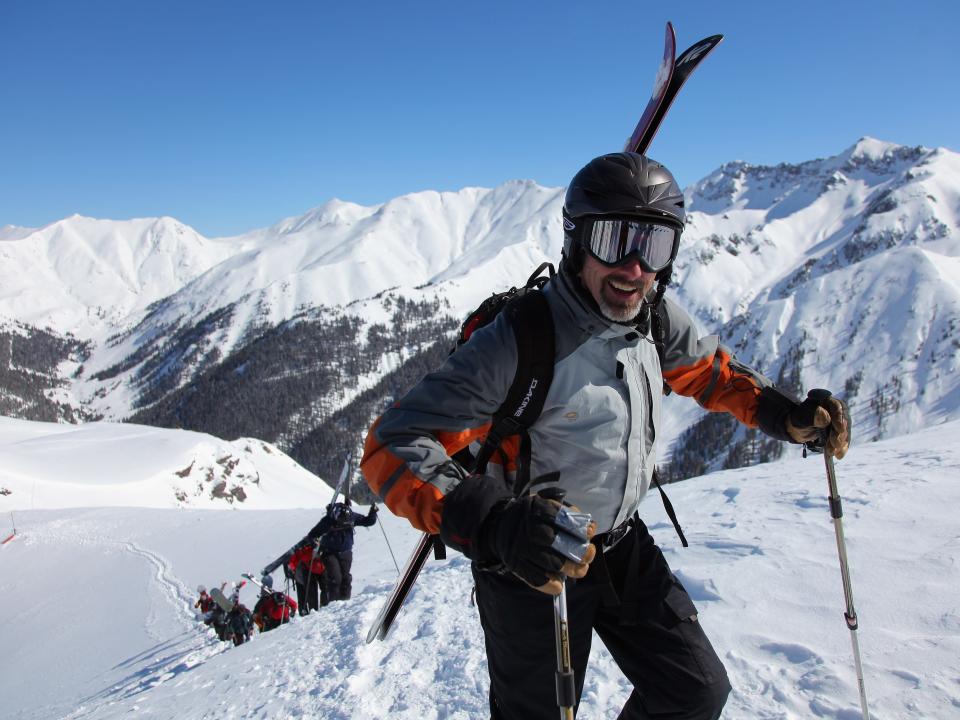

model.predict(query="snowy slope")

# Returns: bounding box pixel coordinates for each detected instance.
[0,223,36,241]
[0,216,243,337]
[0,417,330,510]
[1,417,958,719]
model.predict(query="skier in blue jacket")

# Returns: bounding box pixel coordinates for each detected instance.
[303,502,377,605]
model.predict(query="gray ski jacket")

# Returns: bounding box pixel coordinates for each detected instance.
[362,267,796,544]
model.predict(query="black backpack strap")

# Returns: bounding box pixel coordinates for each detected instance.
[473,288,555,498]
[648,287,672,397]
[651,468,688,547]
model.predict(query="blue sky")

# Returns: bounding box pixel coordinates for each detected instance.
[2,1,958,237]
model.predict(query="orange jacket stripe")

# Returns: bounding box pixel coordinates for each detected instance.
[664,348,762,427]
[362,417,494,533]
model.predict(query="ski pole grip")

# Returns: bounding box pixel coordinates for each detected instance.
[795,388,832,453]
[538,487,567,504]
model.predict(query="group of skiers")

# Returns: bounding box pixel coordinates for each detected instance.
[191,500,378,646]
[193,581,264,646]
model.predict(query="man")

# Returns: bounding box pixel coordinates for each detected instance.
[311,502,378,605]
[193,585,214,615]
[264,540,325,615]
[252,574,298,632]
[263,502,377,608]
[226,584,255,646]
[361,152,849,720]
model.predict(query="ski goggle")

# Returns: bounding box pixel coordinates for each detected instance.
[578,217,681,272]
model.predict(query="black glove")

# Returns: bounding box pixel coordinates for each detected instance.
[368,504,378,517]
[479,493,567,589]
[439,474,514,558]
[786,389,851,459]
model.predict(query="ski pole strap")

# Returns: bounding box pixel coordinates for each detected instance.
[431,534,447,561]
[651,470,688,548]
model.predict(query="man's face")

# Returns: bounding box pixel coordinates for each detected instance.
[579,254,658,323]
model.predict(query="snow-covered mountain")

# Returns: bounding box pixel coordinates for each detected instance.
[2,415,958,719]
[665,138,960,458]
[0,215,240,335]
[1,138,958,477]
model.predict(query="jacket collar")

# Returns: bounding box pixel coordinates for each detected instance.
[551,262,650,341]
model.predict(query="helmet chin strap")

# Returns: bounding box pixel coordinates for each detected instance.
[642,264,672,348]
[646,265,672,307]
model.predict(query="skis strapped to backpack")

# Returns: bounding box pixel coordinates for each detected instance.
[366,21,721,644]
[211,587,236,613]
[330,452,353,504]
[623,23,723,155]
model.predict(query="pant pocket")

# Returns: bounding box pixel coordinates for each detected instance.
[662,577,728,686]
[662,575,699,625]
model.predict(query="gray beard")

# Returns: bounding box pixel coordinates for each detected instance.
[597,295,644,324]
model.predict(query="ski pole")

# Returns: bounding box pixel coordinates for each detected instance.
[376,514,401,576]
[553,579,575,720]
[802,388,869,719]
[283,575,292,621]
[823,450,870,720]
[309,540,321,612]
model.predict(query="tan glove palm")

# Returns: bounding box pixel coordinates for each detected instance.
[785,395,850,459]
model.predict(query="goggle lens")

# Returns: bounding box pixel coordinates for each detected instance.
[585,218,679,271]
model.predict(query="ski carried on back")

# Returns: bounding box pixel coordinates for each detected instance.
[211,579,247,612]
[240,572,267,591]
[330,452,353,504]
[211,587,236,613]
[624,24,723,154]
[622,22,676,154]
[365,20,723,645]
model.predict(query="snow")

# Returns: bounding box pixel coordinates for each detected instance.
[2,138,958,467]
[0,417,330,510]
[2,416,958,719]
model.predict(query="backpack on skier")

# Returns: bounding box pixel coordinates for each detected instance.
[452,261,686,543]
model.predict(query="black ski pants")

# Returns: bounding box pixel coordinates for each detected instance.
[320,550,353,604]
[472,520,731,720]
[296,573,323,614]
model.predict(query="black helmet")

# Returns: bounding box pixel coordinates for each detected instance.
[562,152,685,273]
[261,574,273,589]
